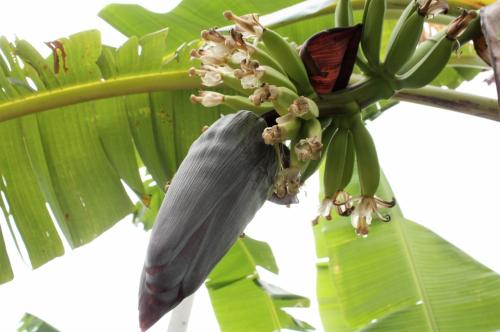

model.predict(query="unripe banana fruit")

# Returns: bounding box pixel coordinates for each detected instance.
[335,0,354,27]
[294,118,323,161]
[384,2,423,75]
[396,33,454,89]
[361,0,386,69]
[323,127,350,198]
[350,115,380,196]
[300,122,337,183]
[139,111,277,331]
[261,28,316,96]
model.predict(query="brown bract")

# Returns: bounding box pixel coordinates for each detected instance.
[300,25,362,94]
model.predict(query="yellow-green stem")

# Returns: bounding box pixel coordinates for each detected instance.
[0,71,199,122]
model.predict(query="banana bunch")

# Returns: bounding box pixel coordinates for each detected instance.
[189,12,315,102]
[357,0,448,75]
[345,0,477,94]
[264,114,323,202]
[189,9,399,228]
[319,104,396,236]
[189,11,323,201]
[394,9,478,89]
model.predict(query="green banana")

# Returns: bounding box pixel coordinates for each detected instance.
[350,115,380,196]
[250,46,287,75]
[289,96,319,120]
[340,131,355,190]
[224,95,275,114]
[248,85,299,116]
[272,86,300,116]
[361,0,386,69]
[395,33,454,89]
[262,116,302,145]
[260,65,298,93]
[294,118,323,161]
[395,10,477,88]
[323,128,350,199]
[261,28,315,96]
[397,30,445,75]
[386,0,418,52]
[300,121,337,183]
[290,135,310,175]
[335,0,354,27]
[384,2,424,75]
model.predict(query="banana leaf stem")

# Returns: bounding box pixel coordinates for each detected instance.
[0,71,199,122]
[393,86,499,121]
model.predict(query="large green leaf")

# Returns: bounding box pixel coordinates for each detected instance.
[0,24,231,278]
[314,168,500,331]
[207,236,312,331]
[99,0,305,44]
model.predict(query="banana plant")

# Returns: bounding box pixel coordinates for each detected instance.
[1,0,500,331]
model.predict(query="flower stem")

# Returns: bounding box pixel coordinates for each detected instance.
[0,71,199,123]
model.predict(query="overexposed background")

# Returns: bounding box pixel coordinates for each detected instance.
[0,1,499,331]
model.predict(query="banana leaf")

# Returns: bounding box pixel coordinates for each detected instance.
[315,167,500,331]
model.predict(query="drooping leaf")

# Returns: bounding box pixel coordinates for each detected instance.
[0,38,65,269]
[315,167,500,331]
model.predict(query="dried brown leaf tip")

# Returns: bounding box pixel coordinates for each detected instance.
[300,25,362,94]
[418,0,449,18]
[45,40,68,74]
[446,10,477,40]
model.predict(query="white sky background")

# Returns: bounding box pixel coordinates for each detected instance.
[0,1,499,331]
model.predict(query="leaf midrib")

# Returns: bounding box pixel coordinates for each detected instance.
[394,216,438,331]
[237,240,283,329]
